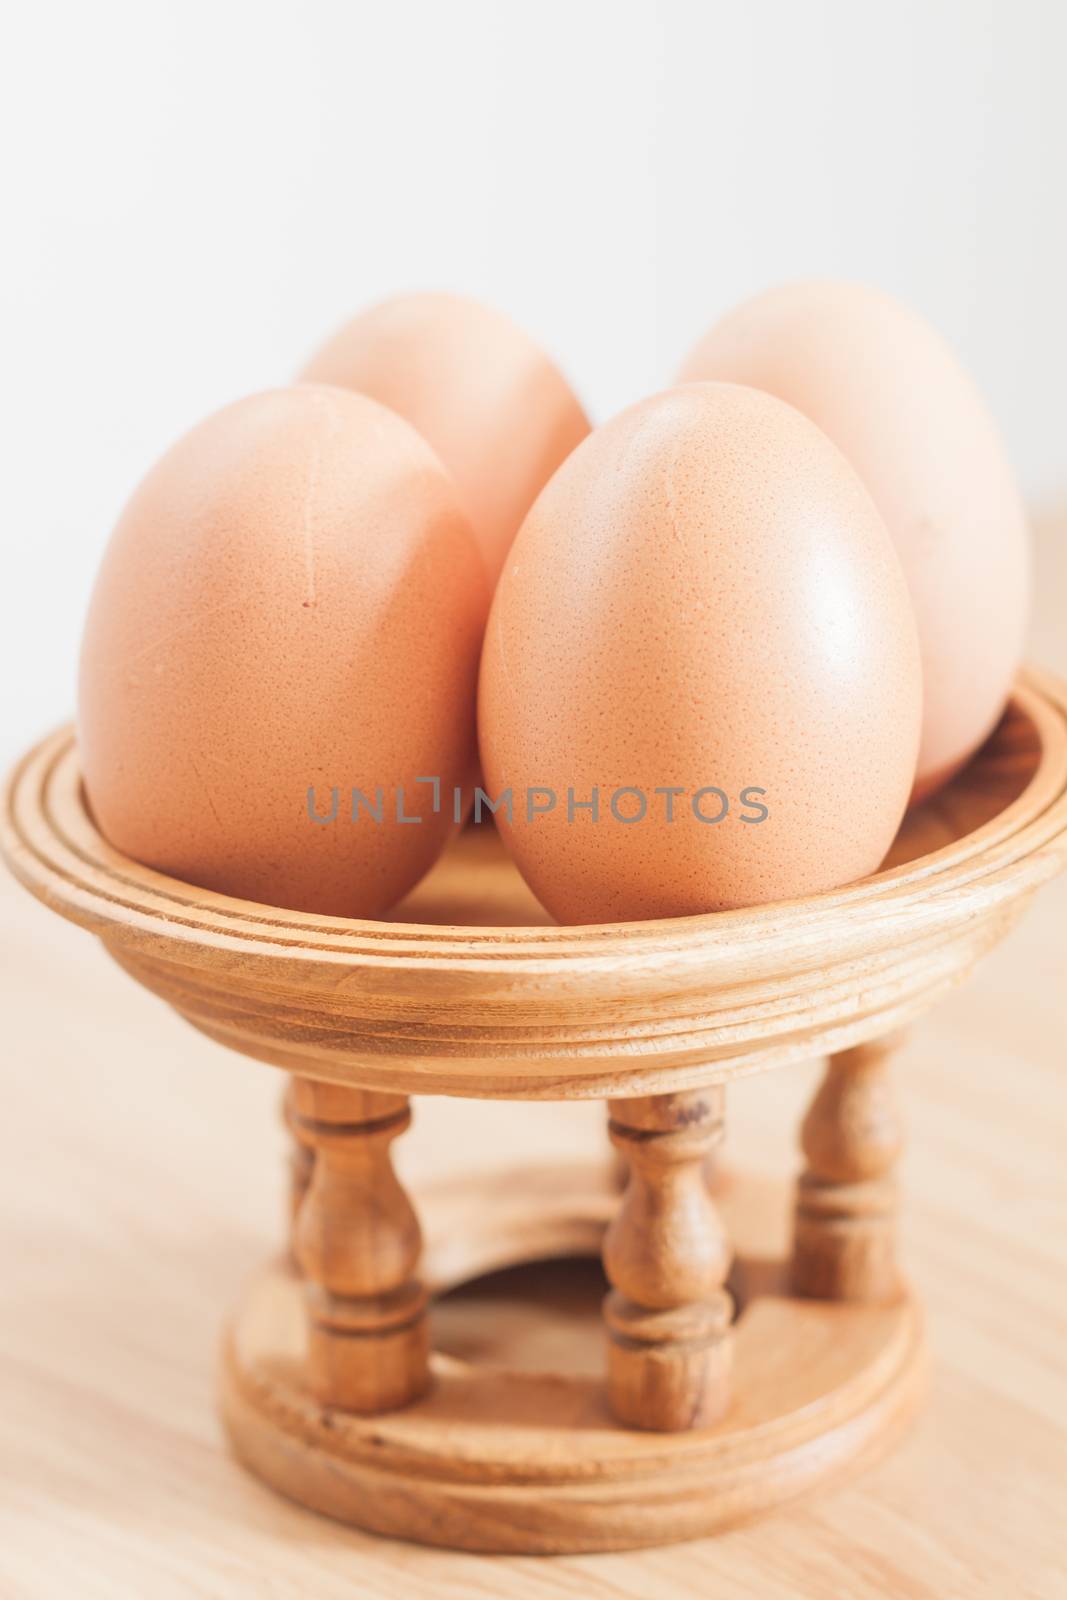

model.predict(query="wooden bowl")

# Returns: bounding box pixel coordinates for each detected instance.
[6,671,1067,1099]
[5,667,1067,1554]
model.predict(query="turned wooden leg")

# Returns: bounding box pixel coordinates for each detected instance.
[289,1078,430,1412]
[282,1083,314,1253]
[602,1087,733,1431]
[791,1033,905,1302]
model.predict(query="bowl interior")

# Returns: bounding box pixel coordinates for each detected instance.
[391,696,1043,930]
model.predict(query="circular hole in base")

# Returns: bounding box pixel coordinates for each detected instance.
[433,1255,609,1376]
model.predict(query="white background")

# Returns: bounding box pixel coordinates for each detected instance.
[2,0,1064,767]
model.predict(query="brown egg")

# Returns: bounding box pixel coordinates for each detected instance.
[79,386,489,917]
[478,383,922,924]
[678,280,1031,799]
[300,292,590,581]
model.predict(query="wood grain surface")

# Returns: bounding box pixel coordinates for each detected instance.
[1,507,1065,1595]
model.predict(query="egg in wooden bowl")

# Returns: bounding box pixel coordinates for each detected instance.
[78,384,489,918]
[478,382,923,925]
[678,280,1031,801]
[301,292,591,582]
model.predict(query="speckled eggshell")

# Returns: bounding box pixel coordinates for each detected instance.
[300,292,591,581]
[677,280,1031,799]
[79,386,489,918]
[478,383,922,925]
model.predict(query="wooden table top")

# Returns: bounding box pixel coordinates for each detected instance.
[2,509,1065,1598]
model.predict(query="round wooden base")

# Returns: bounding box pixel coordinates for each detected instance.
[219,1168,926,1555]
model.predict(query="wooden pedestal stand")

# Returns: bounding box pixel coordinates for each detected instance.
[5,671,1067,1554]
